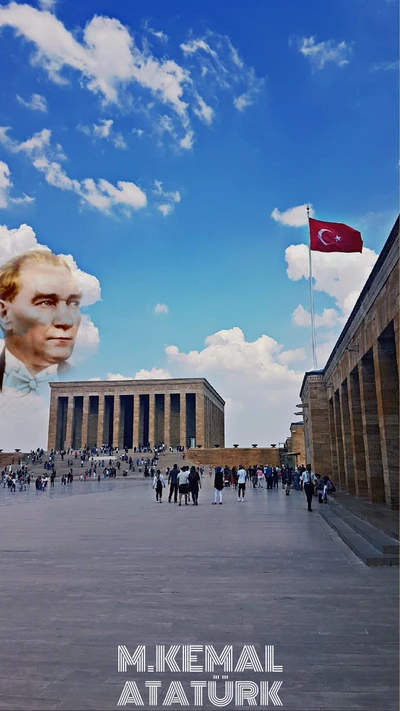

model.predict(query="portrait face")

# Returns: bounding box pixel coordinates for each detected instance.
[0,261,82,373]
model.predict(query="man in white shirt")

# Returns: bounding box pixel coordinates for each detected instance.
[301,464,316,512]
[237,465,247,502]
[0,249,82,396]
[0,250,82,450]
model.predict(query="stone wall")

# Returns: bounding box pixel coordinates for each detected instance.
[188,448,281,468]
[290,423,306,466]
[0,453,28,468]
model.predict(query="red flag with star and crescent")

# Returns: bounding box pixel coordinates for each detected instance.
[309,218,363,253]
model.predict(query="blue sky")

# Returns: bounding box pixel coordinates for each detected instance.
[0,0,398,444]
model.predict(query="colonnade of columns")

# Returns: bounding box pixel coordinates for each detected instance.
[52,391,205,452]
[329,322,399,509]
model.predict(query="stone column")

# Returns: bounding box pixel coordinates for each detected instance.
[347,371,368,498]
[133,395,140,449]
[328,398,338,482]
[339,380,356,494]
[113,394,120,449]
[332,390,344,489]
[148,392,155,448]
[81,395,89,449]
[164,394,170,448]
[97,394,105,448]
[358,356,385,503]
[195,391,204,447]
[180,393,187,448]
[48,392,58,451]
[65,397,73,450]
[373,338,399,509]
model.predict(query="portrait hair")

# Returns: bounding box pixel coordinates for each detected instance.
[0,250,71,303]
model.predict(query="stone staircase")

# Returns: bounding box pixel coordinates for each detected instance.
[320,497,399,566]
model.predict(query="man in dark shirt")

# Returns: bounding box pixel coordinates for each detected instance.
[168,464,179,503]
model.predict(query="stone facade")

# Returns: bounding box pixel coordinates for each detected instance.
[189,447,281,469]
[285,422,306,467]
[300,217,399,509]
[48,378,225,452]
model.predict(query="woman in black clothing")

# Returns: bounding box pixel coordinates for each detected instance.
[188,466,201,505]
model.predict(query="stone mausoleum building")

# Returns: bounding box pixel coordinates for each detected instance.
[299,217,399,509]
[48,378,225,452]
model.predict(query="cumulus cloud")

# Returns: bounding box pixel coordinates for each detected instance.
[134,367,171,379]
[16,92,48,112]
[271,203,314,227]
[0,127,146,214]
[79,118,127,149]
[0,160,34,208]
[154,303,168,314]
[292,304,343,329]
[90,367,172,381]
[298,36,352,69]
[38,0,56,10]
[165,326,303,445]
[69,313,100,363]
[285,243,378,314]
[0,222,101,359]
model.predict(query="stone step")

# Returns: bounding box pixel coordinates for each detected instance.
[319,508,399,567]
[327,500,399,555]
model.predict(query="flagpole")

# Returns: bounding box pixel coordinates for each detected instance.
[307,205,318,370]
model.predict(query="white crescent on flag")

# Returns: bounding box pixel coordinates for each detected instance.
[318,228,341,246]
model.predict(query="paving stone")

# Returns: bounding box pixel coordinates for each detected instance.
[0,463,398,710]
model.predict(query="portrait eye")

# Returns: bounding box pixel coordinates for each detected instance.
[37,299,55,307]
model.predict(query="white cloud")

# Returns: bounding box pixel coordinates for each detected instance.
[80,118,127,149]
[153,179,181,216]
[157,204,172,217]
[285,243,378,314]
[148,29,168,42]
[132,128,144,137]
[70,313,100,363]
[193,94,214,124]
[0,222,101,308]
[0,7,264,150]
[154,303,169,314]
[16,92,48,112]
[38,0,56,10]
[181,32,264,116]
[90,367,172,380]
[233,92,253,112]
[292,304,343,329]
[271,203,314,227]
[0,127,146,214]
[134,367,171,379]
[165,326,303,445]
[0,160,34,208]
[180,38,218,58]
[298,36,352,69]
[371,60,399,72]
[277,347,307,365]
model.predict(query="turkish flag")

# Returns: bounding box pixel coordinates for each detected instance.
[309,218,363,253]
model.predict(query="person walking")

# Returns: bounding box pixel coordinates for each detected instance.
[153,470,165,503]
[237,465,247,502]
[188,466,201,505]
[168,464,179,503]
[212,466,224,505]
[301,464,316,511]
[177,466,189,506]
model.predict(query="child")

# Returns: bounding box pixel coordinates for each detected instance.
[153,470,165,503]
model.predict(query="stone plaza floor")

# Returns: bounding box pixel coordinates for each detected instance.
[0,471,398,710]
